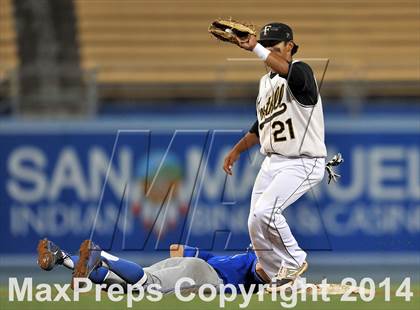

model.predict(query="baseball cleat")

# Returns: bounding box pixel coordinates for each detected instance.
[37,238,64,271]
[266,261,308,292]
[72,239,102,288]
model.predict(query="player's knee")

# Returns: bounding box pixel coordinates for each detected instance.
[250,201,286,229]
[249,206,268,227]
[248,212,256,232]
[273,212,286,226]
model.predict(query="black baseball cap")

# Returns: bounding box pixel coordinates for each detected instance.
[258,22,299,54]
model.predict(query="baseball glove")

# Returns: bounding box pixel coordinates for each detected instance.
[208,18,256,45]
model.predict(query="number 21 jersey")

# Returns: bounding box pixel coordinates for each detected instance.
[256,62,327,158]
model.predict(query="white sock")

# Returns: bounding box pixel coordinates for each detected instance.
[61,251,74,270]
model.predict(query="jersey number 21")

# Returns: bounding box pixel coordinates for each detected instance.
[272,118,295,142]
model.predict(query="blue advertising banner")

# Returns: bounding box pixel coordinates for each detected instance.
[0,116,419,254]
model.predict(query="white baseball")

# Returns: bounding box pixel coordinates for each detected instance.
[225,28,233,34]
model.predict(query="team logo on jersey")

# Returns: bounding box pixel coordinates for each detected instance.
[258,84,287,129]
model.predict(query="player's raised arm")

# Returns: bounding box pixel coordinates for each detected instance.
[223,131,259,175]
[236,33,297,76]
[208,20,294,76]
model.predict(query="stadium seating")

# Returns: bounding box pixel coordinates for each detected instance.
[74,0,419,85]
[0,0,18,80]
[1,0,419,98]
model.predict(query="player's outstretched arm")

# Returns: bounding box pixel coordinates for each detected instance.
[170,244,184,257]
[223,132,259,175]
[170,244,215,261]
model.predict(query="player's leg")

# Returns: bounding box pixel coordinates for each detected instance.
[72,240,147,288]
[249,157,272,214]
[37,238,77,271]
[37,239,125,287]
[72,240,221,294]
[144,257,222,294]
[248,157,325,282]
[37,239,124,286]
[38,239,222,294]
[247,157,277,280]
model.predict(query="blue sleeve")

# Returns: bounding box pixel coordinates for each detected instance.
[183,245,215,261]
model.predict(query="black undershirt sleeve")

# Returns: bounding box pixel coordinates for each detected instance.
[281,62,318,106]
[249,120,259,137]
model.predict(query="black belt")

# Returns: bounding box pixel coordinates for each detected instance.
[266,152,323,159]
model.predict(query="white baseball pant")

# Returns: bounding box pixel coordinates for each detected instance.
[248,154,325,279]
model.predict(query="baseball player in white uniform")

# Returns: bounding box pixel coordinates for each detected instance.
[223,22,327,289]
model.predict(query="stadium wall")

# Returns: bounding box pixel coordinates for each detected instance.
[0,107,418,260]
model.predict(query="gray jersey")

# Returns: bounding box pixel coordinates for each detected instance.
[256,63,327,158]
